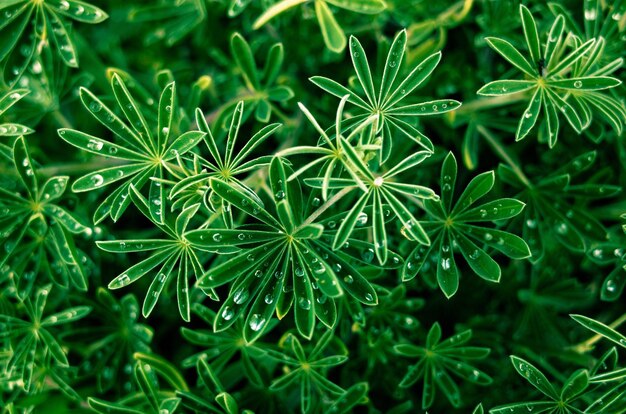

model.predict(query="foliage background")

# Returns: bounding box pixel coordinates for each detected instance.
[1,0,625,413]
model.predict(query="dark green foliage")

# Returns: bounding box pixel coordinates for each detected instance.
[0,0,625,413]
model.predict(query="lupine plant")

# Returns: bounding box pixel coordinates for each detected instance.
[0,1,625,413]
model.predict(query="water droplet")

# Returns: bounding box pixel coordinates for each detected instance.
[275,190,285,199]
[343,275,353,284]
[555,222,568,234]
[364,293,374,302]
[584,8,597,20]
[264,293,274,304]
[238,233,246,240]
[362,248,374,263]
[221,306,234,320]
[212,233,222,242]
[298,297,311,310]
[573,80,583,88]
[356,212,368,226]
[233,289,249,304]
[161,127,169,136]
[606,279,617,292]
[479,209,487,218]
[249,314,266,331]
[484,233,493,241]
[373,177,384,187]
[295,267,304,277]
[441,258,451,270]
[524,111,533,118]
[254,270,263,278]
[311,197,321,207]
[91,174,104,187]
[118,274,131,286]
[59,0,70,10]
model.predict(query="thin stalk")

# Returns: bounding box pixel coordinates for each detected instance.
[455,94,528,116]
[477,125,532,188]
[572,313,626,354]
[38,157,125,177]
[50,110,72,129]
[298,186,354,229]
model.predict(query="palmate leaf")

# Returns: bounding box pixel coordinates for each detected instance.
[0,0,107,86]
[127,0,207,46]
[97,188,223,322]
[228,33,294,122]
[403,152,529,297]
[0,137,89,292]
[189,157,382,341]
[58,75,205,224]
[498,149,619,262]
[477,4,622,147]
[300,136,438,265]
[168,102,281,221]
[395,322,492,410]
[0,284,91,392]
[311,30,460,160]
[490,356,591,414]
[266,331,348,412]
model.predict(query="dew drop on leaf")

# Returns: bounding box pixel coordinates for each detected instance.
[91,174,104,187]
[297,297,311,310]
[233,288,249,304]
[249,314,266,331]
[221,306,234,320]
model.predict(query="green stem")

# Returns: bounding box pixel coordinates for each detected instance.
[50,110,72,129]
[299,186,354,229]
[572,313,626,354]
[477,125,532,188]
[455,94,528,117]
[38,157,125,177]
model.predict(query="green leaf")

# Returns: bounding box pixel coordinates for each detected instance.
[477,80,537,96]
[437,232,459,298]
[315,1,346,53]
[519,5,541,67]
[452,171,495,215]
[453,231,501,282]
[326,0,386,13]
[378,30,406,105]
[547,76,621,91]
[457,199,525,222]
[348,35,376,105]
[58,129,145,160]
[570,314,626,350]
[515,87,542,141]
[384,51,442,109]
[13,136,37,199]
[510,356,559,400]
[485,37,537,77]
[333,192,371,250]
[560,369,589,401]
[50,0,108,23]
[231,33,259,89]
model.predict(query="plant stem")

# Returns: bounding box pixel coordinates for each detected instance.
[455,94,528,116]
[299,186,354,229]
[39,158,125,177]
[477,125,532,188]
[50,110,73,129]
[571,313,626,353]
